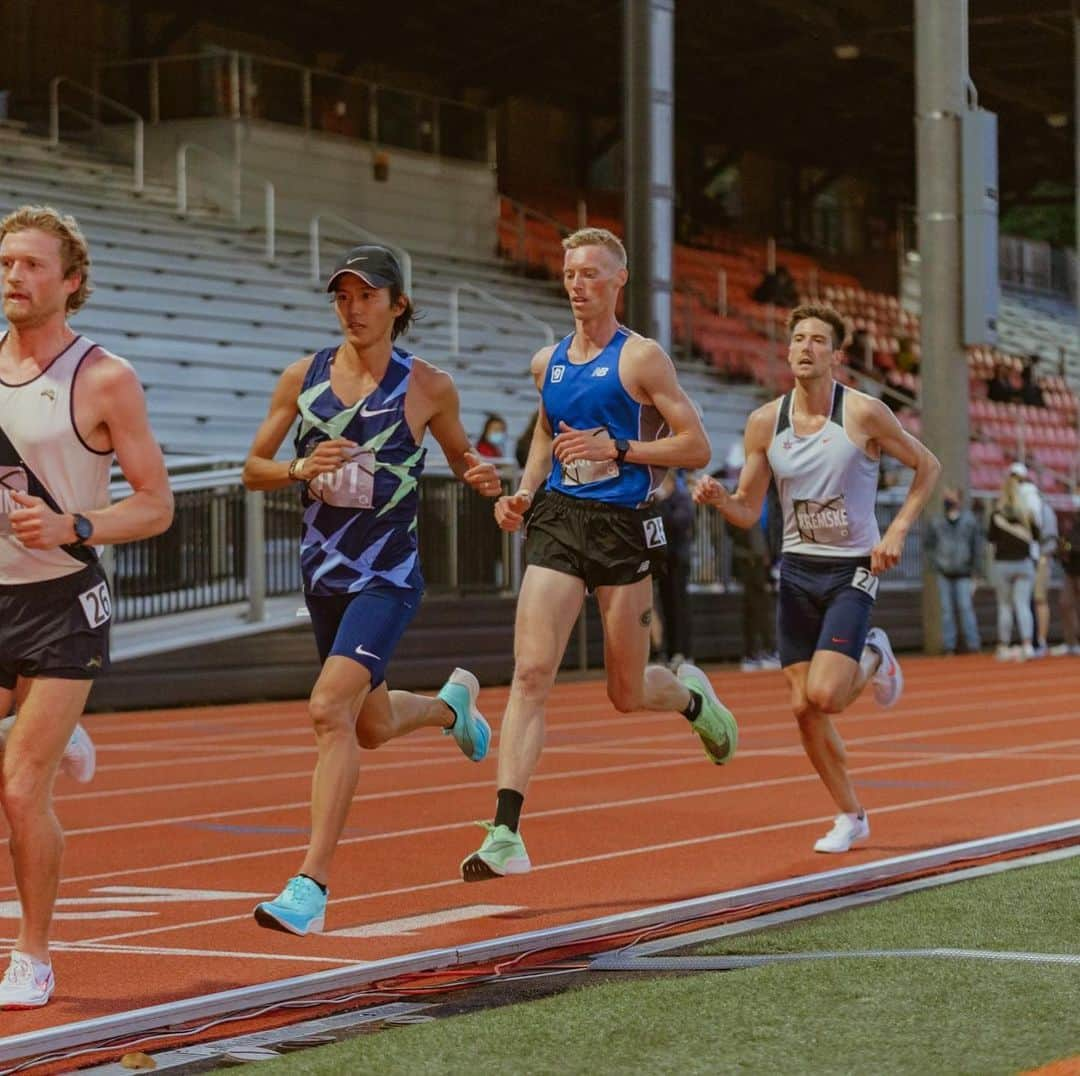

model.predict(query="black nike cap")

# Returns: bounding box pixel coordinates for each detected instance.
[325,244,404,292]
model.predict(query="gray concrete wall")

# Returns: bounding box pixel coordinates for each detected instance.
[141,117,498,256]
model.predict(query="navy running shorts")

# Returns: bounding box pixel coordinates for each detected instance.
[777,552,878,668]
[524,489,667,591]
[0,563,112,688]
[305,583,421,687]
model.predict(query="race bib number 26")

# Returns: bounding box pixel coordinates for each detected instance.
[78,581,112,628]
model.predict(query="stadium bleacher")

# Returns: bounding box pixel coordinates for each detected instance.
[0,123,762,466]
[498,194,1080,495]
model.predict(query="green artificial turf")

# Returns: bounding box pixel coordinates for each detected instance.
[223,854,1080,1075]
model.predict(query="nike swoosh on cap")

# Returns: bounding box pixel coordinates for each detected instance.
[347,256,369,264]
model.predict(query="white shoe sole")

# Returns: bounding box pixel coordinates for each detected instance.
[868,631,903,708]
[253,905,325,936]
[61,724,96,783]
[814,829,870,853]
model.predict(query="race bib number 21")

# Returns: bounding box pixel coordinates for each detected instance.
[850,566,879,600]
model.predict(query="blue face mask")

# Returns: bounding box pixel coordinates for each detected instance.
[486,430,506,448]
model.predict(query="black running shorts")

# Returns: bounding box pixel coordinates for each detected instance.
[524,489,668,590]
[0,563,112,688]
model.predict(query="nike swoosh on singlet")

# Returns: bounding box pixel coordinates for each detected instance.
[359,405,396,418]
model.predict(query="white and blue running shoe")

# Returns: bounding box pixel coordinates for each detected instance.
[438,668,491,762]
[254,875,327,936]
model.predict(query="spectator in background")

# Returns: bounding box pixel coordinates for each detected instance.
[923,485,983,655]
[1012,461,1054,656]
[515,410,539,469]
[654,470,695,667]
[894,337,919,376]
[1051,507,1080,656]
[475,413,509,458]
[730,482,780,671]
[1033,489,1058,657]
[751,265,798,307]
[987,469,1039,661]
[987,363,1017,404]
[847,327,872,373]
[1020,355,1045,408]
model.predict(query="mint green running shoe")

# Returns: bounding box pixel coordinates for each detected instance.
[677,662,738,765]
[460,822,531,882]
[438,668,491,762]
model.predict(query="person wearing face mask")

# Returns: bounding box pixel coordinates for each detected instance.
[923,485,984,655]
[476,414,509,458]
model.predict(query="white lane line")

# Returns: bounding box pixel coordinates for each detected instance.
[44,941,364,965]
[51,711,1080,841]
[71,684,1080,785]
[75,771,1080,945]
[27,726,1080,903]
[326,904,523,938]
[83,678,1080,751]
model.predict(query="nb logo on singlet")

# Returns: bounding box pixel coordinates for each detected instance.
[591,366,610,377]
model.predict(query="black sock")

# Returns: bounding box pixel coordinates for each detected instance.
[299,873,328,894]
[494,788,524,832]
[682,691,702,723]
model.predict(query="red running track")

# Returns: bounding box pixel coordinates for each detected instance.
[2,653,1078,1037]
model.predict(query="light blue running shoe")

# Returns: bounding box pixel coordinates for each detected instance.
[438,668,491,762]
[254,875,327,936]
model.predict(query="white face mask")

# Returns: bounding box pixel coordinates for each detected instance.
[486,430,506,447]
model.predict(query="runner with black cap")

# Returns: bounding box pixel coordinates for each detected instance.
[0,205,174,1007]
[243,244,502,935]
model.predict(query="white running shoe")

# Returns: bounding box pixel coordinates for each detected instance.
[60,723,96,783]
[814,812,870,854]
[865,627,903,707]
[0,951,54,1009]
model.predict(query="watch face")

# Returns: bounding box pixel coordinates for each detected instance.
[74,515,93,542]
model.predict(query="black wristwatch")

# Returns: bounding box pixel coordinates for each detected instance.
[613,438,630,465]
[72,513,94,545]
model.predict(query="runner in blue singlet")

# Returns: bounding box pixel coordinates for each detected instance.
[242,244,503,935]
[460,227,740,884]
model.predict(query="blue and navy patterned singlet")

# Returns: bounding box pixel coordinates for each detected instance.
[294,346,425,596]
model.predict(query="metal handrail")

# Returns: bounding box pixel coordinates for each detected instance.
[449,281,555,355]
[310,212,412,294]
[94,48,493,164]
[176,142,276,263]
[49,76,144,193]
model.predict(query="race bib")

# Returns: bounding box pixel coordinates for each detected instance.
[307,451,376,509]
[793,494,850,545]
[562,457,619,487]
[850,566,879,600]
[78,580,112,628]
[643,516,667,549]
[0,466,28,535]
